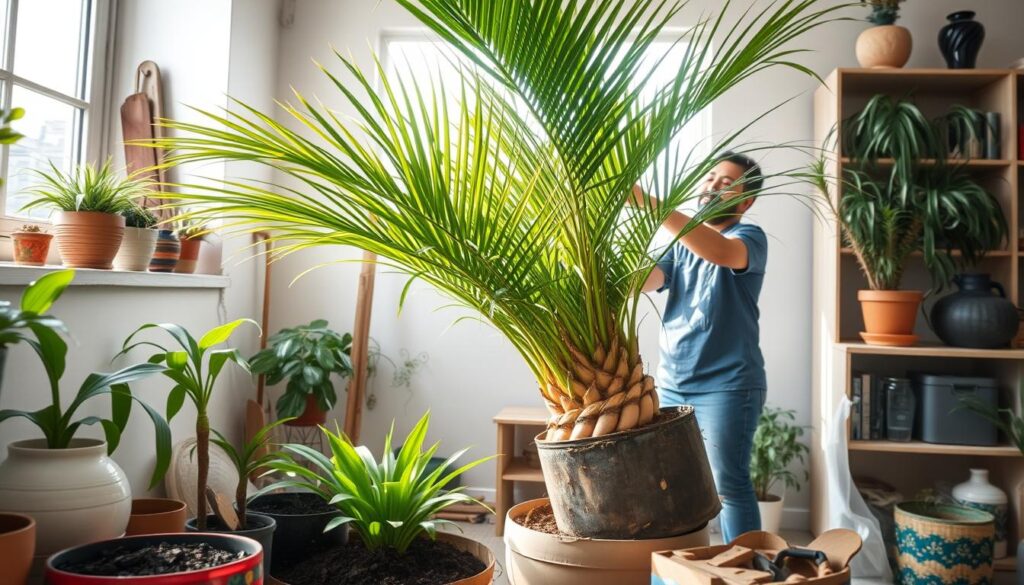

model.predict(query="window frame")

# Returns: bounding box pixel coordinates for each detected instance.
[0,0,113,231]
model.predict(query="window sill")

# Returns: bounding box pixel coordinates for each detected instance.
[0,263,230,289]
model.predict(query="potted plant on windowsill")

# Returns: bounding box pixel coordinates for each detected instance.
[11,224,53,266]
[174,217,205,274]
[114,204,159,271]
[0,270,171,560]
[749,406,809,534]
[22,161,145,269]
[855,0,910,68]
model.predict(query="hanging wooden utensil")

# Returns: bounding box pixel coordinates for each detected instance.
[120,60,173,222]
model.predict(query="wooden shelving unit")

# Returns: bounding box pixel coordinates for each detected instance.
[493,406,548,536]
[811,68,1024,572]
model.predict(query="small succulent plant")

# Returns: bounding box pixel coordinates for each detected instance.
[122,205,158,229]
[863,0,904,25]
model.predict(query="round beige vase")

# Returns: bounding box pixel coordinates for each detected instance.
[52,211,126,269]
[504,498,709,585]
[855,25,912,68]
[0,439,132,564]
[113,226,158,271]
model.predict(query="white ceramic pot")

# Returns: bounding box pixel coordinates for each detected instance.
[113,226,158,271]
[0,439,131,561]
[757,495,784,535]
[954,468,1008,558]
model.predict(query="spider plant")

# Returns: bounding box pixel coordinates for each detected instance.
[842,94,937,191]
[210,417,292,529]
[117,319,257,529]
[22,160,146,215]
[146,0,841,440]
[259,411,491,554]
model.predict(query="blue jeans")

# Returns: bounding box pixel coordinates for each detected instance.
[660,388,766,543]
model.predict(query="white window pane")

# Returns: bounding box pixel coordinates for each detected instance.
[7,85,80,219]
[14,0,87,97]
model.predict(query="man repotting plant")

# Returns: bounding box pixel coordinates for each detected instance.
[749,406,809,534]
[148,0,841,543]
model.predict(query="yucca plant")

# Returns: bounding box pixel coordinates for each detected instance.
[261,411,491,553]
[147,0,840,440]
[22,160,146,215]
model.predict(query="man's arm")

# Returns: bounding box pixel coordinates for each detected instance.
[642,266,665,292]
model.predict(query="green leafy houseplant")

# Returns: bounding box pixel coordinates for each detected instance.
[21,160,145,215]
[118,319,256,529]
[0,271,171,488]
[146,0,840,441]
[261,411,491,554]
[862,0,904,25]
[210,417,291,529]
[749,406,809,502]
[122,204,158,229]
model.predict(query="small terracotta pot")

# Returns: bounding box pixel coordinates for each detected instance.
[52,211,125,269]
[855,24,912,68]
[175,237,202,274]
[858,289,923,336]
[12,231,53,266]
[0,512,35,585]
[125,498,187,536]
[285,395,328,426]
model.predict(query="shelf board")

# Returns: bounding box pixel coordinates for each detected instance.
[839,157,1013,168]
[837,68,1013,93]
[839,341,1024,359]
[493,406,548,426]
[849,440,1022,457]
[839,248,1011,258]
[995,556,1017,572]
[502,458,545,482]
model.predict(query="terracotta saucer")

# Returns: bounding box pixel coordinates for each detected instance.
[860,331,918,347]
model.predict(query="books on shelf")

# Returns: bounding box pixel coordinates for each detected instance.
[850,372,887,440]
[851,375,862,440]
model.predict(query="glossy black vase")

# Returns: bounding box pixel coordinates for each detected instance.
[931,274,1019,349]
[939,11,985,69]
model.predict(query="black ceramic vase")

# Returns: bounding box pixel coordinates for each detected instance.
[930,274,1019,349]
[938,11,985,69]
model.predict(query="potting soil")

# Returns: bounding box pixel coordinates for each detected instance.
[58,542,247,576]
[514,502,561,535]
[249,492,335,515]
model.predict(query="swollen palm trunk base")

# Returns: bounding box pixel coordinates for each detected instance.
[536,406,720,539]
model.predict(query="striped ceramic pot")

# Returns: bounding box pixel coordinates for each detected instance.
[895,502,994,585]
[148,229,181,272]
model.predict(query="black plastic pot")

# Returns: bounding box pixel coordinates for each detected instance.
[247,492,347,574]
[930,274,1019,349]
[536,406,720,539]
[939,11,985,69]
[186,512,275,571]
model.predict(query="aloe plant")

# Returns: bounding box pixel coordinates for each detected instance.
[146,0,840,440]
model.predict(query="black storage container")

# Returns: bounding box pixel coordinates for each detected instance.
[912,374,998,446]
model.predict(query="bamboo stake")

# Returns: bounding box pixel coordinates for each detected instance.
[343,248,378,443]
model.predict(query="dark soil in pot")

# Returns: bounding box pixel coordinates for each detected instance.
[56,542,246,576]
[247,492,347,574]
[186,512,275,569]
[274,538,485,585]
[513,502,560,534]
[249,492,335,515]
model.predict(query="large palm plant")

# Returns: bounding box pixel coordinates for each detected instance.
[150,0,838,440]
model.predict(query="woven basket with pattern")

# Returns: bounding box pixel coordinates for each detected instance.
[895,502,994,585]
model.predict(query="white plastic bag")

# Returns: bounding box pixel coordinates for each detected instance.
[823,395,892,581]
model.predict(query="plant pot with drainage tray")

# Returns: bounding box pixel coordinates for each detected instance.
[245,491,348,574]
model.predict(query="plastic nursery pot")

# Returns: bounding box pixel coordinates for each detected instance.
[126,498,188,536]
[0,512,35,585]
[52,211,125,269]
[45,532,263,585]
[858,289,922,346]
[12,231,53,266]
[186,513,276,571]
[284,395,328,426]
[174,237,202,274]
[246,492,347,574]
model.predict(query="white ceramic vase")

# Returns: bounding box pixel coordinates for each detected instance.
[0,439,132,561]
[953,468,1008,558]
[113,226,158,271]
[757,495,784,535]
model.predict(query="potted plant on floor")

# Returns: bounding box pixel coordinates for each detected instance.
[22,161,145,269]
[260,411,494,583]
[11,224,53,266]
[855,1,911,68]
[119,319,256,530]
[0,271,172,560]
[749,406,809,534]
[114,204,159,271]
[0,512,34,585]
[149,0,839,577]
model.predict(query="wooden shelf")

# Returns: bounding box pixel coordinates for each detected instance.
[839,341,1024,359]
[839,248,1012,258]
[502,457,545,482]
[837,68,1012,93]
[839,157,1013,168]
[849,440,1022,457]
[493,406,548,426]
[995,556,1017,572]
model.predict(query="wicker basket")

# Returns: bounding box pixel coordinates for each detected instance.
[894,502,995,585]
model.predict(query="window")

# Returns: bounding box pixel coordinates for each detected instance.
[0,0,110,222]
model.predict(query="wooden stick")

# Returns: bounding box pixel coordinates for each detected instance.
[252,231,273,406]
[343,247,378,443]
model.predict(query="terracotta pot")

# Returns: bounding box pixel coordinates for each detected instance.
[0,512,35,585]
[125,498,188,536]
[504,498,708,585]
[148,230,180,272]
[855,24,912,68]
[113,227,158,272]
[12,232,53,266]
[0,439,131,564]
[757,494,784,534]
[858,289,922,337]
[174,237,202,274]
[284,395,328,426]
[52,211,125,269]
[45,533,263,585]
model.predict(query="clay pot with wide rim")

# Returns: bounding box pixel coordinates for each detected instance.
[757,494,784,534]
[126,498,188,536]
[0,512,35,585]
[113,227,158,272]
[45,533,263,585]
[858,289,923,346]
[505,498,708,585]
[12,231,53,266]
[0,439,131,564]
[174,237,202,274]
[855,24,912,68]
[285,395,328,426]
[52,211,125,269]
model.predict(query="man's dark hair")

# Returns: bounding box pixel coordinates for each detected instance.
[717,151,764,195]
